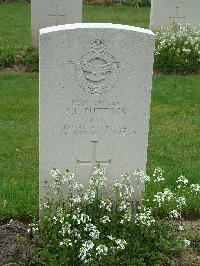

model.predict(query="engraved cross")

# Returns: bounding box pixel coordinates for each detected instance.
[48,4,65,26]
[169,7,185,23]
[77,141,111,168]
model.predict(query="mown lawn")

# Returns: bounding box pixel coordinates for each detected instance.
[0,73,38,220]
[0,2,150,48]
[0,72,199,220]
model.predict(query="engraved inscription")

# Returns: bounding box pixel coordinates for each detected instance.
[169,6,185,22]
[77,141,111,167]
[74,39,120,95]
[60,98,137,137]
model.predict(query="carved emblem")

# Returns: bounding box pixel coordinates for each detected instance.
[75,39,120,95]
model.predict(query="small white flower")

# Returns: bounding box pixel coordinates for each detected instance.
[119,200,130,211]
[190,184,200,194]
[112,180,123,190]
[134,169,150,183]
[64,170,74,181]
[72,182,83,191]
[84,223,100,239]
[79,240,94,262]
[50,168,60,178]
[169,210,180,219]
[80,213,91,223]
[115,239,127,250]
[71,195,81,204]
[153,188,174,207]
[179,225,184,231]
[96,244,108,256]
[176,175,188,188]
[107,235,115,241]
[89,229,100,239]
[99,199,112,212]
[153,167,165,182]
[100,216,110,224]
[135,207,155,226]
[176,196,186,208]
[183,239,190,246]
[124,211,132,222]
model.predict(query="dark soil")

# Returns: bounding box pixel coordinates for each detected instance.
[0,220,32,265]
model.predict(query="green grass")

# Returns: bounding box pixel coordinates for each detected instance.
[0,2,150,48]
[83,5,150,28]
[0,3,31,48]
[0,73,38,220]
[147,75,200,215]
[0,72,199,219]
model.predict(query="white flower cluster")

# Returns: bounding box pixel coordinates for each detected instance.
[40,164,199,265]
[49,168,83,197]
[112,172,135,200]
[63,169,75,183]
[153,188,174,207]
[39,201,49,210]
[169,209,180,220]
[107,235,127,250]
[153,167,165,182]
[119,200,131,211]
[176,196,186,208]
[156,23,200,57]
[50,168,62,191]
[84,164,107,203]
[155,23,200,74]
[190,184,200,194]
[72,212,91,225]
[79,240,94,263]
[59,238,72,247]
[183,239,191,247]
[135,207,155,226]
[85,223,100,239]
[27,222,39,233]
[100,216,110,224]
[176,175,188,189]
[99,199,112,212]
[134,169,150,184]
[70,181,83,192]
[96,244,108,257]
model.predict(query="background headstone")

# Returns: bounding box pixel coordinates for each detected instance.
[31,0,82,47]
[150,0,200,30]
[40,23,155,202]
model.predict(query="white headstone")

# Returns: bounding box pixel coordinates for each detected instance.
[31,0,82,47]
[150,0,200,30]
[39,23,155,202]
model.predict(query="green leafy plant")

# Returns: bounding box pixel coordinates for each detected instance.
[15,46,39,72]
[23,164,200,265]
[0,46,39,72]
[154,23,200,74]
[0,46,21,68]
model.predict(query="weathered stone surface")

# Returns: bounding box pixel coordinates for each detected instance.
[39,23,154,202]
[31,0,82,47]
[150,0,200,30]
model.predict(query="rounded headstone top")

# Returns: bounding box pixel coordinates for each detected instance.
[40,23,154,36]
